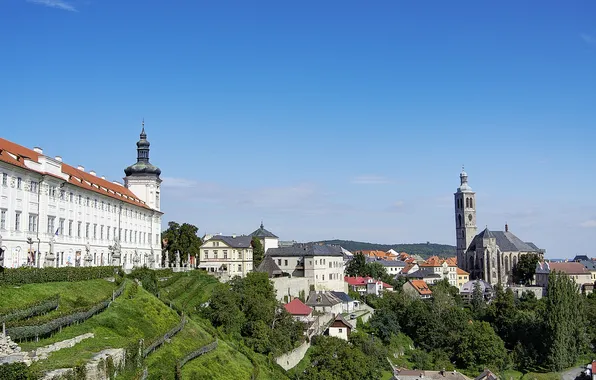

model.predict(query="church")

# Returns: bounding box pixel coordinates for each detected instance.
[455,169,544,285]
[0,122,163,269]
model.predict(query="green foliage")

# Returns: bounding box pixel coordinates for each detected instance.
[203,272,305,356]
[161,221,203,263]
[127,267,159,295]
[543,271,587,371]
[298,336,382,380]
[369,307,401,344]
[0,266,116,286]
[346,252,366,277]
[6,282,126,341]
[471,280,486,317]
[251,237,265,268]
[0,295,59,324]
[454,320,508,372]
[0,362,38,380]
[512,254,540,285]
[315,240,455,257]
[349,331,390,372]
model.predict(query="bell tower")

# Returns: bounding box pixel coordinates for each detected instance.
[454,167,477,271]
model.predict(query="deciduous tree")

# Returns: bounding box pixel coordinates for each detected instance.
[161,221,202,263]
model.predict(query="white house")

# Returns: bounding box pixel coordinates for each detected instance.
[248,222,279,253]
[198,235,253,279]
[326,314,352,341]
[265,243,347,292]
[330,291,358,313]
[0,124,163,270]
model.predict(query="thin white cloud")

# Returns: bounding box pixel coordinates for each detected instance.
[27,0,77,12]
[350,175,392,185]
[580,33,596,46]
[580,220,596,228]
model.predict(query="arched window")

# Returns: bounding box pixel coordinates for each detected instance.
[505,257,509,274]
[458,214,462,228]
[470,198,473,208]
[513,256,518,269]
[465,198,469,208]
[469,256,474,271]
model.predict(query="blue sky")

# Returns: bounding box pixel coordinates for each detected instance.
[1,0,595,258]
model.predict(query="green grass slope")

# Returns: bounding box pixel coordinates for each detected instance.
[0,279,117,317]
[22,281,180,373]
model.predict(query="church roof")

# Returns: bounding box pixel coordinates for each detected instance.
[471,229,540,253]
[249,222,278,239]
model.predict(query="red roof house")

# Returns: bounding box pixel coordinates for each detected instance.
[284,298,313,317]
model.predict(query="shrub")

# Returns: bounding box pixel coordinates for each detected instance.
[0,362,38,379]
[0,266,117,286]
[127,267,159,295]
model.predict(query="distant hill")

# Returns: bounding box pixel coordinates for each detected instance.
[312,239,456,258]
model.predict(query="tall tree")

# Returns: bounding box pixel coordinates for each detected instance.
[512,253,540,285]
[543,271,587,371]
[346,252,366,276]
[471,280,486,317]
[161,221,203,262]
[251,237,265,268]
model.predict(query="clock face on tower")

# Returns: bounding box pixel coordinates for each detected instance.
[468,214,473,222]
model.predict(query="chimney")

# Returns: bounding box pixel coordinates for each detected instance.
[77,165,85,172]
[33,147,43,154]
[101,176,106,180]
[505,223,509,232]
[89,170,96,176]
[54,156,63,162]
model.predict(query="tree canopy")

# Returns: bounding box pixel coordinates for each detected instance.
[512,253,540,285]
[251,237,265,268]
[161,221,203,262]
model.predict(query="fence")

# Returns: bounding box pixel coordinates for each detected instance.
[7,282,126,341]
[142,315,186,358]
[0,295,60,324]
[179,339,218,368]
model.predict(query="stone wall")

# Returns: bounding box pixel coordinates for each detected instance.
[275,341,310,371]
[41,348,126,380]
[271,277,311,302]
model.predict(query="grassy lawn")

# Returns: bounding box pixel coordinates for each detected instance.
[181,340,256,380]
[24,282,180,373]
[145,318,214,380]
[0,279,116,317]
[502,370,523,380]
[159,271,219,312]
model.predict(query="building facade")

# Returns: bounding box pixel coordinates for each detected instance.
[248,222,279,253]
[0,124,163,269]
[198,235,254,279]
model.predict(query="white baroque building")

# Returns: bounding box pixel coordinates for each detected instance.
[0,123,163,269]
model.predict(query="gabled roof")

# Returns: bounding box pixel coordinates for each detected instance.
[457,268,469,275]
[331,313,353,329]
[330,291,355,303]
[0,138,154,210]
[284,298,312,316]
[537,261,590,275]
[306,291,342,307]
[360,250,399,261]
[204,235,252,248]
[407,280,432,295]
[406,269,441,279]
[266,243,343,257]
[256,256,283,277]
[400,263,417,274]
[249,222,279,239]
[475,369,498,380]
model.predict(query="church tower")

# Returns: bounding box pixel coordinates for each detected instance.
[454,167,477,271]
[124,121,162,211]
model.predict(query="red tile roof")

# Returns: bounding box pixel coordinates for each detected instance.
[0,138,155,211]
[456,268,469,275]
[548,262,589,275]
[360,250,399,261]
[284,298,312,316]
[409,280,432,295]
[420,256,458,268]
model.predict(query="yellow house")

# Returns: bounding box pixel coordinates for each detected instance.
[457,268,469,288]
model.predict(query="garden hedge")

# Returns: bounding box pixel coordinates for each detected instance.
[6,281,126,341]
[0,266,118,286]
[0,295,60,324]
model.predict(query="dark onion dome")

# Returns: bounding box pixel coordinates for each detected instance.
[124,124,161,177]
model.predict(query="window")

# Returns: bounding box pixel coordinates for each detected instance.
[15,211,21,231]
[0,209,6,230]
[77,222,82,238]
[113,227,117,240]
[329,262,332,268]
[1,173,7,186]
[16,177,22,189]
[59,218,64,235]
[284,259,288,266]
[134,231,137,243]
[238,264,241,272]
[223,250,228,259]
[101,201,104,210]
[338,328,343,333]
[322,274,325,281]
[204,250,209,259]
[94,199,97,208]
[47,216,55,234]
[86,223,90,238]
[78,194,82,204]
[214,250,218,259]
[30,181,38,193]
[68,220,73,236]
[107,204,111,212]
[100,225,104,240]
[69,192,73,202]
[106,226,110,240]
[124,229,128,242]
[238,251,242,260]
[59,190,65,200]
[28,214,37,232]
[149,233,152,245]
[278,259,282,265]
[86,197,90,206]
[49,186,56,197]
